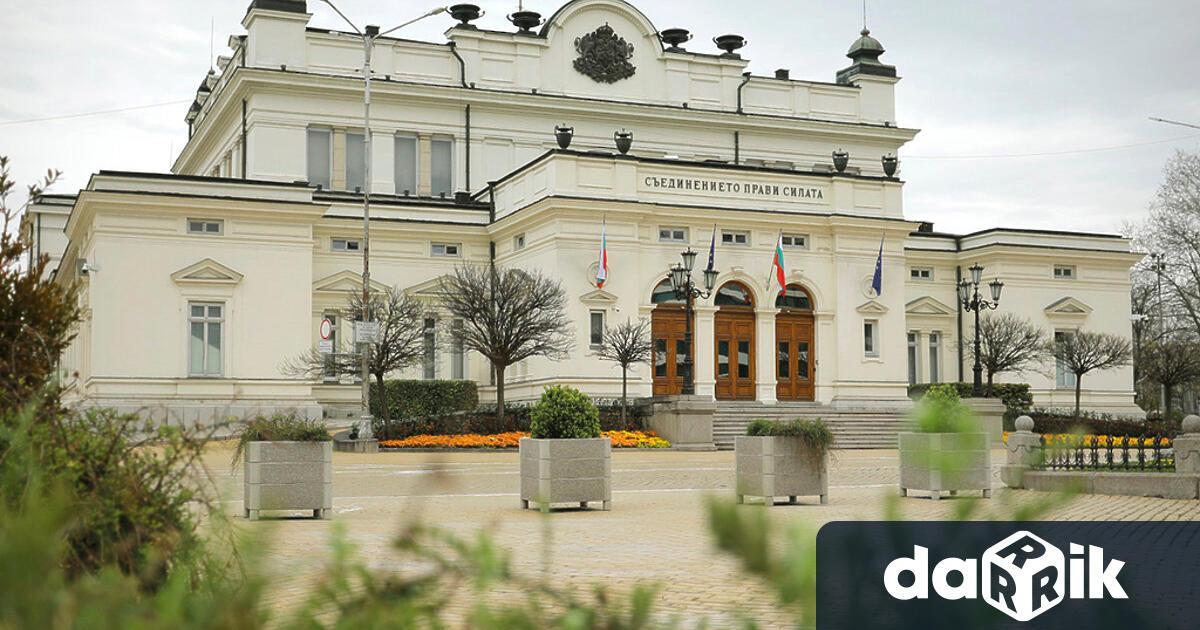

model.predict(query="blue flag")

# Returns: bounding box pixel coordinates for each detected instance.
[706,225,716,272]
[871,237,884,296]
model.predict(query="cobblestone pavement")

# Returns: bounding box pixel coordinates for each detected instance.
[203,446,1200,628]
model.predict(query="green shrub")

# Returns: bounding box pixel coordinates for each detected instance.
[745,418,834,453]
[912,384,979,434]
[235,414,330,466]
[372,397,650,441]
[908,382,1032,419]
[369,380,479,421]
[529,385,601,439]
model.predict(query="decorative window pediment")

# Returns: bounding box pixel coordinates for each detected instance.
[905,296,955,317]
[580,289,619,306]
[313,270,388,295]
[171,258,243,286]
[857,300,889,315]
[1044,297,1092,319]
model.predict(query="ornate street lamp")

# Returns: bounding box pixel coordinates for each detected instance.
[668,248,718,395]
[958,263,1004,397]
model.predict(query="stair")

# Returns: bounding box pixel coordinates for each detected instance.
[713,403,907,450]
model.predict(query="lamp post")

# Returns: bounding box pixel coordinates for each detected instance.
[667,248,719,395]
[1151,252,1167,413]
[321,1,447,436]
[957,263,1004,397]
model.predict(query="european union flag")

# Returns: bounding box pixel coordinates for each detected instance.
[871,237,884,296]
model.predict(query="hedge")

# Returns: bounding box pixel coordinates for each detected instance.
[368,380,479,422]
[1021,408,1177,438]
[530,385,601,439]
[908,382,1033,420]
[373,397,650,441]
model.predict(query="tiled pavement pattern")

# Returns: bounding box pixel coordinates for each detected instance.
[202,447,1200,628]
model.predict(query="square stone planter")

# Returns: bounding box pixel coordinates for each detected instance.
[735,436,829,506]
[244,441,333,520]
[899,432,992,499]
[519,437,611,511]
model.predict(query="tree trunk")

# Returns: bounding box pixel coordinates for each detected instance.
[374,372,389,422]
[495,363,506,426]
[620,366,628,430]
[1074,374,1083,418]
[986,370,995,397]
[1165,384,1175,420]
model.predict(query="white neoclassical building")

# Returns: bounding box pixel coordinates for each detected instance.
[26,0,1142,432]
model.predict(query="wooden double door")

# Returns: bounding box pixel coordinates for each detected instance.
[776,312,815,401]
[714,308,756,400]
[651,306,691,396]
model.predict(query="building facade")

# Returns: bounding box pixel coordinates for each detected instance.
[27,0,1142,424]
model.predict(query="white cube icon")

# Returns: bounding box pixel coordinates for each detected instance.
[982,531,1065,621]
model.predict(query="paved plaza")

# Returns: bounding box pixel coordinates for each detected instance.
[203,446,1200,627]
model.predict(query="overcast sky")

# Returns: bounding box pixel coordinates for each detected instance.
[2,0,1198,235]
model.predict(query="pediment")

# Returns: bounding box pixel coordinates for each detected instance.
[404,274,453,299]
[906,296,955,317]
[1045,297,1093,317]
[857,300,889,315]
[580,288,619,305]
[313,270,388,294]
[170,258,243,285]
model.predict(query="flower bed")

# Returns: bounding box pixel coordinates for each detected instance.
[380,430,669,449]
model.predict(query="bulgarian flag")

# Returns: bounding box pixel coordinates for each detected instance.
[770,231,786,295]
[596,217,609,288]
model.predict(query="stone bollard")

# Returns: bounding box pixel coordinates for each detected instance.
[1001,415,1042,488]
[1175,415,1200,475]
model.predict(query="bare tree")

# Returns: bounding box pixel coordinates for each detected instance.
[1143,150,1200,336]
[1047,331,1133,417]
[283,286,425,421]
[437,265,572,422]
[1139,335,1200,418]
[595,318,652,429]
[965,312,1048,393]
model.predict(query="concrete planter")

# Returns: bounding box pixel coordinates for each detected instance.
[899,432,992,499]
[519,437,611,511]
[735,436,828,506]
[243,441,333,520]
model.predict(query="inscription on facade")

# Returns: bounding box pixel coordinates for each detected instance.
[641,175,825,201]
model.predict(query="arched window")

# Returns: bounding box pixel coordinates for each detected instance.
[651,279,685,304]
[775,285,814,310]
[714,282,754,307]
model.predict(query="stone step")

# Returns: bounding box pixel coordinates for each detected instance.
[711,412,907,450]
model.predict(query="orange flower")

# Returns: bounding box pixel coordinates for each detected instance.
[380,430,670,449]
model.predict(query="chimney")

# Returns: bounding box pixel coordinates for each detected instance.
[775,68,790,80]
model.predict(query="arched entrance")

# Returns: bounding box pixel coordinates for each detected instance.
[650,280,691,396]
[714,282,756,400]
[775,284,816,401]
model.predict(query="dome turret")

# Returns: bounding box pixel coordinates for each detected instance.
[836,27,896,84]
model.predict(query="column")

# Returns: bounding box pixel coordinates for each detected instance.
[693,304,717,399]
[371,129,394,195]
[331,128,347,191]
[417,134,432,197]
[755,307,777,403]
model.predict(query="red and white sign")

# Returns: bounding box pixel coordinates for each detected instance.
[320,318,334,340]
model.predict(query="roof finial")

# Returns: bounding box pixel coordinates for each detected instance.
[863,0,867,32]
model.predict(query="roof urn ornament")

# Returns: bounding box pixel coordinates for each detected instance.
[449,4,483,27]
[833,149,850,173]
[659,28,692,52]
[508,10,543,33]
[713,34,747,57]
[882,154,898,177]
[574,24,636,83]
[554,124,574,149]
[614,129,633,155]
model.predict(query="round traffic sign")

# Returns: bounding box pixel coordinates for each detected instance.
[320,318,333,340]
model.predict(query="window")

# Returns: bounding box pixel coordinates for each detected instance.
[451,319,466,380]
[187,219,223,235]
[1054,265,1076,280]
[928,332,941,383]
[910,267,933,281]
[345,131,365,192]
[322,313,339,382]
[864,320,879,357]
[589,310,605,347]
[659,227,688,243]
[907,332,919,385]
[432,243,461,258]
[332,238,360,252]
[1055,330,1077,389]
[781,234,808,250]
[306,128,332,189]
[721,230,750,246]
[394,134,417,195]
[423,317,436,380]
[431,137,453,197]
[514,234,526,250]
[188,303,223,377]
